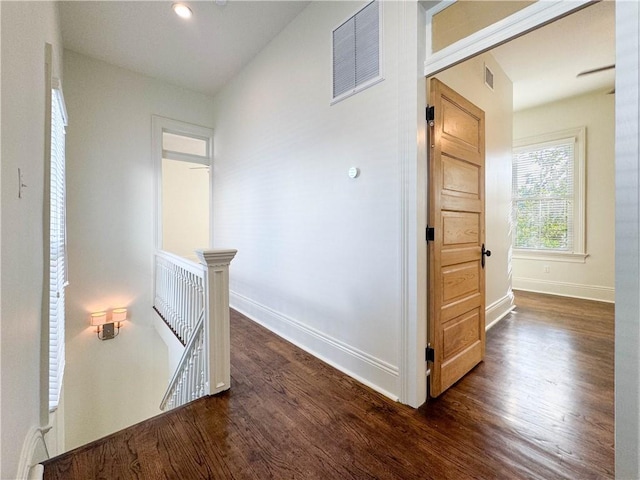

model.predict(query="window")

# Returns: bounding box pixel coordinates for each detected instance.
[332,1,383,103]
[49,79,68,411]
[512,127,586,261]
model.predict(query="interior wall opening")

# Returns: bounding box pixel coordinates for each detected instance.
[152,116,214,261]
[424,0,615,393]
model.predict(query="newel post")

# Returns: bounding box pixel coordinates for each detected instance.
[195,249,237,395]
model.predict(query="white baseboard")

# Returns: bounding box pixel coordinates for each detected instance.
[513,277,615,303]
[230,291,400,401]
[486,292,515,331]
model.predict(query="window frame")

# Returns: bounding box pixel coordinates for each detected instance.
[48,77,68,412]
[512,126,587,263]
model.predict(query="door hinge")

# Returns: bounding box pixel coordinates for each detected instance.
[426,106,435,126]
[425,346,435,362]
[426,226,435,242]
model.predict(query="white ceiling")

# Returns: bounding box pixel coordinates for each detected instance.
[59,1,310,97]
[491,0,615,111]
[59,1,615,108]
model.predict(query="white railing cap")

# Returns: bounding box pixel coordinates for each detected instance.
[195,249,237,267]
[156,249,205,275]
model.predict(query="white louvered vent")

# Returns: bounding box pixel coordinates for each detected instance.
[484,64,495,91]
[332,1,382,102]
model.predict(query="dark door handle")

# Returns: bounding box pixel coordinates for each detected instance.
[481,244,491,269]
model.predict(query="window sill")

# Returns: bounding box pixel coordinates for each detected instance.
[512,250,589,263]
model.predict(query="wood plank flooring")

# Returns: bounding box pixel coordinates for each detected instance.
[43,291,614,479]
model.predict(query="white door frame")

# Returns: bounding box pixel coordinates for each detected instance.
[614,3,640,478]
[405,2,640,477]
[151,115,214,252]
[404,0,592,409]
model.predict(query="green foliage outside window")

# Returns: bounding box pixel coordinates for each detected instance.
[513,142,574,251]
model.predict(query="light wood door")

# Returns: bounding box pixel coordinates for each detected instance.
[428,78,486,397]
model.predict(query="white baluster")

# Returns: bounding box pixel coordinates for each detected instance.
[156,249,236,411]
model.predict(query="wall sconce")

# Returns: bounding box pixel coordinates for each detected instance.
[90,308,127,340]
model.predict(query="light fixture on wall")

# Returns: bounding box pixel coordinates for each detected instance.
[90,308,127,340]
[172,3,193,19]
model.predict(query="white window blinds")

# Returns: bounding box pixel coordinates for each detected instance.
[332,1,381,100]
[512,139,575,251]
[49,83,67,411]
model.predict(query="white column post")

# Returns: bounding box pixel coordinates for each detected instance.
[196,249,237,395]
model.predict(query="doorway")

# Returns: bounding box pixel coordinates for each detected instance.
[152,116,214,261]
[423,0,615,395]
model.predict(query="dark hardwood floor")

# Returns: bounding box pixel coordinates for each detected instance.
[44,291,614,479]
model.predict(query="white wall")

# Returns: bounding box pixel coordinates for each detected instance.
[62,50,217,449]
[512,91,615,302]
[434,52,515,327]
[162,159,210,261]
[212,1,420,400]
[0,2,64,477]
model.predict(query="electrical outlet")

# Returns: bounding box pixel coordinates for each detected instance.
[543,265,550,273]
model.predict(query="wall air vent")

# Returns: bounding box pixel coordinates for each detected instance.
[332,1,383,103]
[484,63,495,91]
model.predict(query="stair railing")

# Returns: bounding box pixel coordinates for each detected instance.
[154,250,205,345]
[154,249,237,411]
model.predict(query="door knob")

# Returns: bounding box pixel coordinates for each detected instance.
[481,244,491,268]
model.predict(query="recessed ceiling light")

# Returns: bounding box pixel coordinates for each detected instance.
[172,3,193,19]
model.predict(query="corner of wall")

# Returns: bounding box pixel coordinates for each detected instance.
[485,290,515,330]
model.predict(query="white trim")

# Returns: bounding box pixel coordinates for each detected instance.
[330,0,385,105]
[485,292,515,331]
[614,2,640,475]
[230,291,400,401]
[513,278,615,303]
[17,427,43,480]
[513,127,585,149]
[424,1,592,77]
[330,76,385,105]
[161,150,209,166]
[424,0,455,19]
[51,78,67,126]
[512,251,588,263]
[398,1,425,408]
[397,0,411,406]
